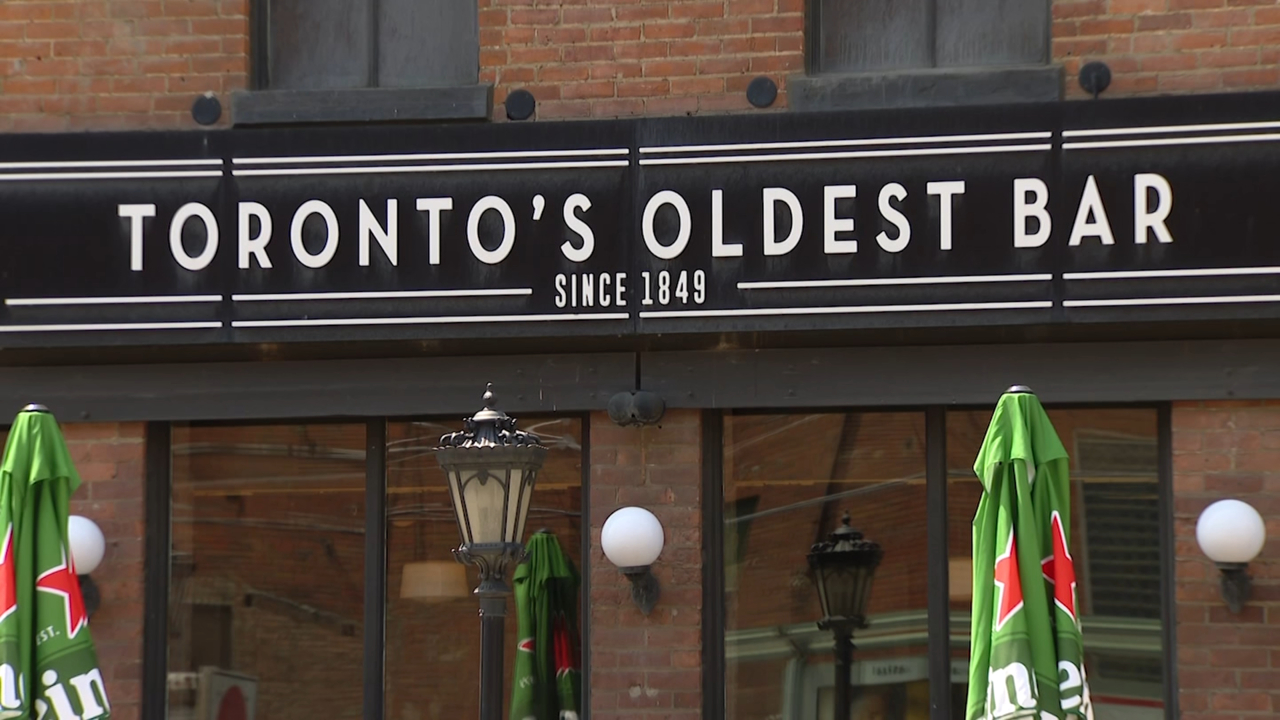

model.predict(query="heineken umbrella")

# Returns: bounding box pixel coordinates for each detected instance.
[510,531,580,720]
[966,388,1093,720]
[0,406,109,720]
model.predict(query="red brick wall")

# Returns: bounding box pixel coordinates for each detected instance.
[0,0,247,131]
[1172,401,1280,720]
[62,422,147,720]
[9,1,1280,131]
[588,410,703,720]
[1055,0,1280,97]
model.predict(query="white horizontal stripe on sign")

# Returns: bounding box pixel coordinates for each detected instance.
[637,143,1052,167]
[232,312,631,328]
[1064,133,1280,151]
[738,273,1052,290]
[0,170,223,182]
[639,301,1052,319]
[0,321,222,333]
[638,131,1053,155]
[1064,266,1280,280]
[5,294,223,307]
[232,288,532,302]
[1064,295,1280,308]
[232,148,630,165]
[1062,120,1280,139]
[0,159,222,170]
[232,160,628,177]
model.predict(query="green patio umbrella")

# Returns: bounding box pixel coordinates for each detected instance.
[0,405,110,720]
[510,531,580,720]
[966,388,1093,720]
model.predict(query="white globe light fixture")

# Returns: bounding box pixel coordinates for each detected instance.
[1196,499,1267,613]
[601,507,665,615]
[67,515,106,618]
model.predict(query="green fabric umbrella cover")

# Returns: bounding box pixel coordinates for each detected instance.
[510,531,580,720]
[0,408,110,720]
[966,390,1094,720]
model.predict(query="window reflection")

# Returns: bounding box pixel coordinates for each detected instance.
[947,408,1165,720]
[384,416,584,720]
[724,413,930,720]
[168,423,367,720]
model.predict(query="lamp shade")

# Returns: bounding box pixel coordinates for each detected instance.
[601,507,665,569]
[400,561,470,601]
[1197,499,1267,564]
[807,512,882,629]
[435,384,547,549]
[68,515,105,575]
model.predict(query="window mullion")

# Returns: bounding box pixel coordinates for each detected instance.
[364,418,388,720]
[926,406,951,720]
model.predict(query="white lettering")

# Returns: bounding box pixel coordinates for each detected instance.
[710,189,742,257]
[763,187,803,256]
[554,274,567,309]
[118,203,156,272]
[927,180,965,251]
[988,663,1037,718]
[358,199,398,266]
[1058,661,1082,710]
[415,197,453,265]
[823,184,858,254]
[876,183,911,253]
[1069,175,1115,246]
[290,200,339,269]
[467,195,516,265]
[561,193,595,262]
[237,202,273,269]
[42,670,79,720]
[169,202,218,272]
[642,190,690,260]
[68,669,109,720]
[599,273,611,307]
[0,663,19,710]
[1014,178,1052,248]
[1134,173,1174,245]
[614,272,626,307]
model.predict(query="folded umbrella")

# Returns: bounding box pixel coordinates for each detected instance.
[966,388,1093,720]
[510,531,580,720]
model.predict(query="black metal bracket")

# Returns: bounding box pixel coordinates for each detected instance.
[79,575,101,618]
[1218,562,1251,614]
[607,391,665,427]
[620,565,660,615]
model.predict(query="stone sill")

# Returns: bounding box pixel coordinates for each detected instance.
[788,65,1064,113]
[231,85,493,126]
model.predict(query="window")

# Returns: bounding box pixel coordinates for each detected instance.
[809,0,1049,75]
[717,407,1170,720]
[238,1,490,124]
[722,412,931,720]
[165,416,585,720]
[255,0,479,90]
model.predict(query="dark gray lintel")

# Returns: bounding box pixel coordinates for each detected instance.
[0,353,634,423]
[787,65,1063,113]
[231,85,493,126]
[640,339,1280,408]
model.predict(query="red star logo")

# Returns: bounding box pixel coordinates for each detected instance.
[37,546,87,639]
[0,525,14,625]
[1041,511,1078,620]
[517,637,535,654]
[993,532,1024,630]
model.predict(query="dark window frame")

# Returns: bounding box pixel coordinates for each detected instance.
[238,0,491,125]
[143,412,591,720]
[705,403,1178,720]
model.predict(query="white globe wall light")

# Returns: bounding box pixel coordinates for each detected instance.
[1196,499,1267,614]
[68,515,106,617]
[601,507,665,615]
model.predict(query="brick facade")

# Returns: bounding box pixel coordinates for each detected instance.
[62,422,147,720]
[5,1,1280,131]
[1172,402,1280,720]
[589,410,703,720]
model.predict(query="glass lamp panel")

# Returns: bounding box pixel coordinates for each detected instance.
[502,466,526,544]
[461,469,508,544]
[825,565,858,619]
[446,468,469,544]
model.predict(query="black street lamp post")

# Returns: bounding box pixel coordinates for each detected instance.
[436,384,547,720]
[807,511,883,720]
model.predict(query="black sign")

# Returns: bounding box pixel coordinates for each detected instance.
[5,92,1280,348]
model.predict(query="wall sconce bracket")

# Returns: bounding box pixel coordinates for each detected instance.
[620,566,660,616]
[1217,562,1251,614]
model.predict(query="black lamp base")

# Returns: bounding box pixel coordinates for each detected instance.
[1217,562,1251,614]
[620,566,660,615]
